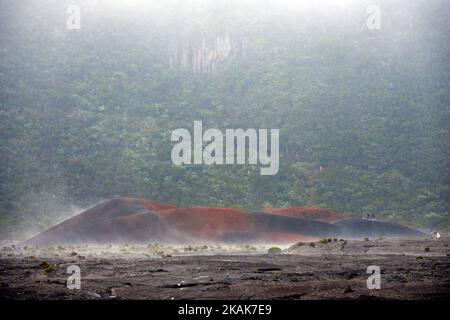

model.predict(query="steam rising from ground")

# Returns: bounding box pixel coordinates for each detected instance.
[0,242,274,259]
[0,188,100,242]
[1,237,448,260]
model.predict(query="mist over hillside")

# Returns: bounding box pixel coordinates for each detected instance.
[0,0,448,235]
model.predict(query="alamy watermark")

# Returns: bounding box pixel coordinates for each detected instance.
[366,265,381,289]
[66,5,81,30]
[66,265,81,290]
[366,5,381,30]
[171,121,279,176]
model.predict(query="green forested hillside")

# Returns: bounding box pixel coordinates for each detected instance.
[0,0,448,235]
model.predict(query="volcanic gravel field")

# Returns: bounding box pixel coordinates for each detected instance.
[1,238,449,300]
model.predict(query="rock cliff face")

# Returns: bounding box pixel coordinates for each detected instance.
[169,33,240,73]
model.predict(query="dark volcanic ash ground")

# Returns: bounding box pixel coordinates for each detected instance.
[0,238,449,300]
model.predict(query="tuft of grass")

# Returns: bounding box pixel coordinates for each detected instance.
[267,247,282,254]
[424,247,430,252]
[39,261,55,273]
[364,237,370,241]
[309,243,316,248]
[344,286,354,293]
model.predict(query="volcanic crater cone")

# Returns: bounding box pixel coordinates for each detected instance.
[24,197,425,245]
[265,207,347,223]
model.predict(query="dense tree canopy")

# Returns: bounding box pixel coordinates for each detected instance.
[0,0,448,236]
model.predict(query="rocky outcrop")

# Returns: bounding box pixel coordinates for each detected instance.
[169,33,240,73]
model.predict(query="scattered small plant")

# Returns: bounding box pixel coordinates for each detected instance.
[344,286,354,293]
[267,247,282,254]
[39,261,55,273]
